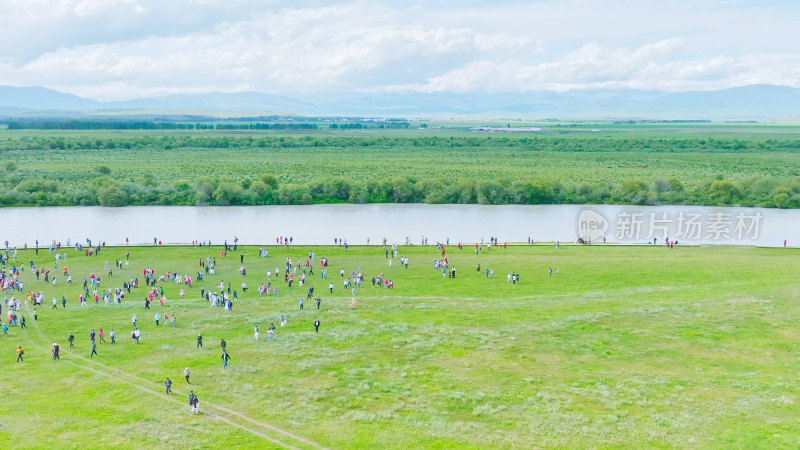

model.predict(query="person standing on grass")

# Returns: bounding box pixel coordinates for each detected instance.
[314,319,320,333]
[165,378,172,394]
[197,334,203,348]
[221,351,230,369]
[268,325,274,342]
[110,329,116,344]
[316,297,321,309]
[185,367,191,383]
[90,340,98,358]
[131,314,137,328]
[171,316,176,328]
[52,343,60,359]
[16,345,24,362]
[220,338,226,352]
[20,315,26,330]
[254,326,259,340]
[99,329,105,343]
[68,332,74,347]
[90,329,96,343]
[154,312,160,326]
[53,298,57,309]
[189,391,199,414]
[299,298,304,310]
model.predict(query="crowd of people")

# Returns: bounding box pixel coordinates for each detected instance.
[1,235,531,414]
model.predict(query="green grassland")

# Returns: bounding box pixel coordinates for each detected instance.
[1,123,799,208]
[1,244,799,448]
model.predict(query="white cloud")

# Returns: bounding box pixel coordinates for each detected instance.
[384,38,800,93]
[1,1,799,99]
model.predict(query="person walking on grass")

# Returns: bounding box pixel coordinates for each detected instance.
[52,343,60,359]
[110,329,116,344]
[221,351,230,369]
[220,338,226,352]
[90,340,98,358]
[185,367,191,383]
[189,391,199,414]
[197,334,203,348]
[165,378,172,394]
[68,332,74,347]
[16,345,24,362]
[254,326,259,340]
[98,329,105,343]
[314,319,320,333]
[20,315,26,330]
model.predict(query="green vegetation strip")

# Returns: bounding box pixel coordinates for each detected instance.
[0,125,799,207]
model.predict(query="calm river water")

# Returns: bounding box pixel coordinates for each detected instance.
[0,204,796,247]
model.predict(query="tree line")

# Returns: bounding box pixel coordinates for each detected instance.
[1,170,797,209]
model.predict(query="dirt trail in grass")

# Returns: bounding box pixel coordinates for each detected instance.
[28,321,323,449]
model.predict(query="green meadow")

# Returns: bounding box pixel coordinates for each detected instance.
[1,243,798,448]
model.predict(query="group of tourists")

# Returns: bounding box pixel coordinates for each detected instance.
[1,234,532,416]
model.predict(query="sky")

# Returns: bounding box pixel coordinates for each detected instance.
[1,0,798,101]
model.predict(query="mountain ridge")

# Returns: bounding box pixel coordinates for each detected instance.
[1,84,798,119]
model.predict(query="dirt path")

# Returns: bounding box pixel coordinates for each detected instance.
[28,321,323,449]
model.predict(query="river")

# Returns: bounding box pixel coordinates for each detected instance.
[0,204,795,247]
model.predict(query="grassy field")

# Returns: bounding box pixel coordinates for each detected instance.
[1,124,799,207]
[1,243,798,448]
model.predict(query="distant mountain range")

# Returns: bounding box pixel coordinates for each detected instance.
[1,84,798,119]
